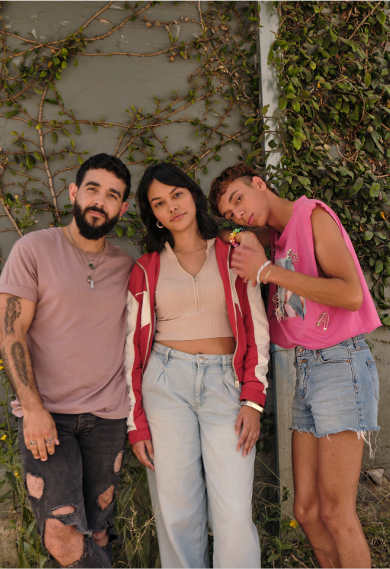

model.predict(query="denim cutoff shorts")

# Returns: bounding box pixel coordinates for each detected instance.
[291,335,380,439]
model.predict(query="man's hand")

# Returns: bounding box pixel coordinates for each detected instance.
[235,405,261,457]
[132,439,155,471]
[23,408,59,461]
[231,231,268,285]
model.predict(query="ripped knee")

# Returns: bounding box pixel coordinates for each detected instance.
[97,485,115,510]
[52,505,76,516]
[44,518,84,565]
[114,451,124,474]
[26,473,44,499]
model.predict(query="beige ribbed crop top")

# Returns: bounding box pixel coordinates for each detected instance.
[155,239,234,341]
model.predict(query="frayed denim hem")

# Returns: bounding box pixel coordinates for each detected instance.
[290,426,380,458]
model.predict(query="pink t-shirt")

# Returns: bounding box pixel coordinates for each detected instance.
[0,228,134,419]
[268,197,381,349]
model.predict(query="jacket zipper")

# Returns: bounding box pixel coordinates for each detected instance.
[136,262,153,372]
[227,252,239,387]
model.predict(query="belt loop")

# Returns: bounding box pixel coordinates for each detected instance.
[222,356,227,372]
[164,348,171,364]
[352,335,358,349]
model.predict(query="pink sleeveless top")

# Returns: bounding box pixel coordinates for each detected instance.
[268,197,381,349]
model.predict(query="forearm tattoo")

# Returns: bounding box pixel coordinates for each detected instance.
[5,296,21,336]
[1,349,18,394]
[11,341,29,387]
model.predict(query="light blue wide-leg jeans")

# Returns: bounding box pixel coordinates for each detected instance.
[142,342,261,569]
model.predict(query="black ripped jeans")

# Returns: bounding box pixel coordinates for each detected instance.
[19,413,127,568]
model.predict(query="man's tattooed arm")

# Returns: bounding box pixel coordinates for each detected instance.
[1,349,17,393]
[1,341,40,402]
[5,296,21,336]
[10,341,29,387]
[0,294,42,409]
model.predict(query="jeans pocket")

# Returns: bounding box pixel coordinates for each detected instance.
[318,345,350,363]
[143,353,164,390]
[366,359,380,402]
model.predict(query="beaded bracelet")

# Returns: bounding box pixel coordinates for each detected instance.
[229,227,247,247]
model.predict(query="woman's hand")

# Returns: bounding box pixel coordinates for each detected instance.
[231,231,268,285]
[235,405,261,457]
[132,439,155,471]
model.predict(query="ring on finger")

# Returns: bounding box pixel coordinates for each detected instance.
[29,441,37,446]
[45,438,54,445]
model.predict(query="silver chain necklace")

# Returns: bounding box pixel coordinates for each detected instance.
[67,225,105,289]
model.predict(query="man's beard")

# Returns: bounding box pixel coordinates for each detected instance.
[73,200,120,240]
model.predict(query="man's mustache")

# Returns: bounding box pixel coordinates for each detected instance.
[84,206,108,220]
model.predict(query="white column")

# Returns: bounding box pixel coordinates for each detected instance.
[258,1,282,176]
[259,2,295,518]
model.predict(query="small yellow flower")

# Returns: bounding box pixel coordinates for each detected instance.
[0,366,4,371]
[380,211,386,220]
[14,471,20,478]
[1,434,6,441]
[317,81,323,88]
[290,520,299,529]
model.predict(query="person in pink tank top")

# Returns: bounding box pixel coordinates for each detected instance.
[210,163,381,569]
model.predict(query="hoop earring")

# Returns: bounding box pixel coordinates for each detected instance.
[156,221,164,229]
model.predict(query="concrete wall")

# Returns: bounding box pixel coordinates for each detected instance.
[0,1,252,259]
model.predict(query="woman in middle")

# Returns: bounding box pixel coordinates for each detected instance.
[125,163,270,568]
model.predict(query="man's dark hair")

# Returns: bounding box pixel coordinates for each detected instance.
[137,162,218,253]
[209,162,276,216]
[76,153,131,201]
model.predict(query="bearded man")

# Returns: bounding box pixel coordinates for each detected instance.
[0,154,134,568]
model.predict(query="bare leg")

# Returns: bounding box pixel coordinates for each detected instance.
[318,431,370,568]
[45,518,84,567]
[292,431,341,568]
[93,529,109,547]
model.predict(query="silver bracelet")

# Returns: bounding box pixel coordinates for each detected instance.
[240,400,264,413]
[263,264,276,284]
[256,260,271,285]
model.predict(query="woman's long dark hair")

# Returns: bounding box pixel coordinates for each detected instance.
[137,163,219,253]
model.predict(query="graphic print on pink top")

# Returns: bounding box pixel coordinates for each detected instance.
[268,196,381,350]
[272,249,306,322]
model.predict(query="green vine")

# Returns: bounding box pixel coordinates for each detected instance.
[0,0,264,247]
[268,0,390,326]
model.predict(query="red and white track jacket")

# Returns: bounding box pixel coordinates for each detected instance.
[125,237,270,445]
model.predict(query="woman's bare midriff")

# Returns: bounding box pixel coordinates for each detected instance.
[156,337,236,355]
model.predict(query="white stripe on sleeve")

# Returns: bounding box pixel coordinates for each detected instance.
[124,290,139,432]
[246,282,270,393]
